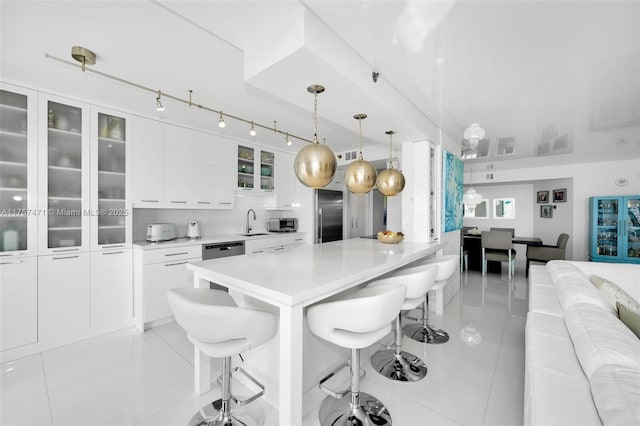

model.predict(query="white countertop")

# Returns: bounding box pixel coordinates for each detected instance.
[188,237,442,307]
[133,232,306,250]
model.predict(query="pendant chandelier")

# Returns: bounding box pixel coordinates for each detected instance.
[463,123,485,149]
[344,114,377,194]
[376,130,405,196]
[293,85,337,188]
[463,167,483,214]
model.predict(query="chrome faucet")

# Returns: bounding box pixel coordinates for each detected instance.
[246,209,256,234]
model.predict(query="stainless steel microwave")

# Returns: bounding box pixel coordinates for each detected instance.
[267,218,298,232]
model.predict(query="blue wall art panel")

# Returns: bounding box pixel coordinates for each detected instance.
[442,150,463,232]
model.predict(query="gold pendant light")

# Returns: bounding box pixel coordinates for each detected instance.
[377,130,405,196]
[294,85,337,188]
[344,114,377,194]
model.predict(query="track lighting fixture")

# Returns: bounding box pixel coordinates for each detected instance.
[285,133,291,146]
[250,122,256,136]
[155,90,165,111]
[218,112,226,128]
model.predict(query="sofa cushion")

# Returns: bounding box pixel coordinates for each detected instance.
[555,276,616,315]
[618,302,640,339]
[524,312,601,426]
[590,364,640,426]
[591,274,640,314]
[546,260,588,282]
[564,303,640,379]
[566,261,640,302]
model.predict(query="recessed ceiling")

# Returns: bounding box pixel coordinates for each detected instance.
[1,0,638,168]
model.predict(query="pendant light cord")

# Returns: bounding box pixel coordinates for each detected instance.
[388,131,395,169]
[358,118,363,160]
[313,92,319,144]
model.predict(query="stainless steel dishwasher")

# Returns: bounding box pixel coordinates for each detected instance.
[202,241,245,290]
[202,241,245,260]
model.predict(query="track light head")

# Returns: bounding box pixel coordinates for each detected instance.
[218,112,226,128]
[250,122,256,136]
[155,90,165,111]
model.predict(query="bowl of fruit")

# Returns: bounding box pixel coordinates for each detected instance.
[377,230,404,244]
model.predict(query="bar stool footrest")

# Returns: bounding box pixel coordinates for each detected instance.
[318,361,366,399]
[216,367,265,407]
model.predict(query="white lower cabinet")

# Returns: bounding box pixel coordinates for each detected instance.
[91,248,133,328]
[38,252,90,341]
[134,245,201,329]
[0,256,38,351]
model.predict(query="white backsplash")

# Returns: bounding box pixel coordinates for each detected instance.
[132,193,301,242]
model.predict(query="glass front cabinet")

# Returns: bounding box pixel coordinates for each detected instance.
[90,107,131,249]
[589,195,640,264]
[37,94,90,254]
[237,144,275,192]
[0,83,38,256]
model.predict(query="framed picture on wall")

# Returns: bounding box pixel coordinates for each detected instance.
[540,205,553,218]
[553,188,567,203]
[537,191,549,203]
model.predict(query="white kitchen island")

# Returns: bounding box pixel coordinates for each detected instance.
[187,237,442,426]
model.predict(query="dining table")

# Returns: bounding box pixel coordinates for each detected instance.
[186,237,442,426]
[463,233,542,272]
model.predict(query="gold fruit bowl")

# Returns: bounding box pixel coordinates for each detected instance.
[377,233,404,244]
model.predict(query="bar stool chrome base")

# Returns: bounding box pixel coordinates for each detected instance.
[403,322,450,344]
[189,398,264,426]
[319,392,392,426]
[370,349,428,381]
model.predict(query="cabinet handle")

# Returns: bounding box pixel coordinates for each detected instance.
[140,200,159,203]
[0,253,21,257]
[165,251,188,257]
[196,201,211,205]
[219,202,232,205]
[294,238,304,242]
[252,250,264,254]
[102,251,124,255]
[103,244,124,249]
[53,255,79,260]
[53,248,79,253]
[0,260,23,265]
[165,261,188,267]
[170,201,187,204]
[273,246,285,251]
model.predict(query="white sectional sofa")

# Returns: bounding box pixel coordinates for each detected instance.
[525,260,640,426]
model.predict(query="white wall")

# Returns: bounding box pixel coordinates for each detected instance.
[463,182,535,237]
[533,178,574,259]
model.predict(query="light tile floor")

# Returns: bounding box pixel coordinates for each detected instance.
[1,269,526,426]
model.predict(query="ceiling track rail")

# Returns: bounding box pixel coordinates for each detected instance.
[44,52,315,144]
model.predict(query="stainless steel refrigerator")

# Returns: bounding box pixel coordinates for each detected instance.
[316,189,344,243]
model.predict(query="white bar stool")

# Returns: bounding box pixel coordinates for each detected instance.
[308,284,406,426]
[367,264,438,382]
[405,254,459,344]
[167,288,277,426]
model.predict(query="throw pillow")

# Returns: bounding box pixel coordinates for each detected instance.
[618,302,640,339]
[590,275,640,314]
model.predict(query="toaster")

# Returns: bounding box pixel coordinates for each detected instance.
[146,223,177,242]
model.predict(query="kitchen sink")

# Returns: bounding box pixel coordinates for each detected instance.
[242,233,271,237]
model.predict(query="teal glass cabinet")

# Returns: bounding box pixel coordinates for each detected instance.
[589,196,640,263]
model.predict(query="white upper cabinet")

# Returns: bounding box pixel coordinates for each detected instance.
[237,144,276,194]
[37,94,90,255]
[131,116,164,206]
[0,83,38,257]
[132,118,235,209]
[274,151,296,209]
[90,107,132,249]
[163,125,192,206]
[190,132,235,208]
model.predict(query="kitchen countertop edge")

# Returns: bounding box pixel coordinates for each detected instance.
[133,232,306,250]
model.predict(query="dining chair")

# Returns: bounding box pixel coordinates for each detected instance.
[481,231,516,280]
[490,227,515,237]
[526,233,569,277]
